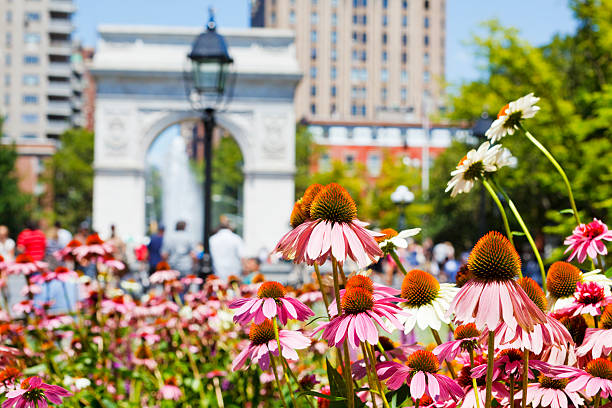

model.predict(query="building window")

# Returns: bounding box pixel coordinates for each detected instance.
[401,88,407,102]
[424,52,430,65]
[381,87,387,101]
[382,15,388,26]
[402,15,408,27]
[345,153,355,169]
[331,48,337,61]
[311,48,317,60]
[310,104,316,115]
[424,17,430,28]
[21,113,38,124]
[361,50,367,62]
[367,153,382,176]
[424,0,430,9]
[331,86,337,97]
[22,74,39,85]
[4,54,10,66]
[330,104,336,115]
[24,55,39,64]
[361,105,366,116]
[311,30,317,42]
[352,31,358,43]
[4,74,10,86]
[331,0,338,7]
[382,51,387,63]
[25,12,40,21]
[401,70,408,83]
[310,66,317,79]
[403,0,408,9]
[311,86,317,96]
[353,14,358,24]
[424,71,430,82]
[351,104,358,115]
[289,11,296,24]
[402,52,407,64]
[311,12,318,24]
[352,50,359,62]
[5,11,12,22]
[23,94,38,104]
[424,35,429,46]
[381,69,389,82]
[402,34,407,46]
[319,153,331,172]
[383,0,388,8]
[4,94,9,106]
[331,31,337,44]
[24,33,41,44]
[382,33,387,44]
[5,32,11,47]
[362,15,367,25]
[331,13,337,26]
[362,33,367,43]
[22,134,37,139]
[331,66,337,79]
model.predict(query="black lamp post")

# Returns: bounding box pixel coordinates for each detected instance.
[187,11,233,276]
[391,185,415,231]
[472,112,494,237]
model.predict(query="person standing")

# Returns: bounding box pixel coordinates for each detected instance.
[209,218,245,280]
[147,225,165,275]
[162,221,195,277]
[0,225,15,262]
[17,220,46,261]
[55,221,72,248]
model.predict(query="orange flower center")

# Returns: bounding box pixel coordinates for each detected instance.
[468,231,521,281]
[290,200,309,228]
[258,281,286,299]
[341,287,374,314]
[15,254,34,264]
[600,304,612,329]
[546,261,582,299]
[586,358,612,380]
[498,348,523,363]
[407,350,439,373]
[345,275,374,293]
[155,261,172,271]
[301,184,324,216]
[454,323,480,340]
[538,375,568,390]
[401,269,440,307]
[249,319,276,345]
[375,228,398,244]
[85,233,104,245]
[517,277,547,312]
[309,183,357,223]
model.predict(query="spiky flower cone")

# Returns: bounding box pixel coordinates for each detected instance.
[310,183,357,223]
[547,261,582,299]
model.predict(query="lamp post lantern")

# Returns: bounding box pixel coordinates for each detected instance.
[472,112,494,237]
[187,10,233,277]
[391,185,415,231]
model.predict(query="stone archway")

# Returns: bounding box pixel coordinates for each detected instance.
[91,26,301,254]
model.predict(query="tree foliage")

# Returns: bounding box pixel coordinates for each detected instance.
[45,128,94,231]
[0,142,31,235]
[430,2,612,255]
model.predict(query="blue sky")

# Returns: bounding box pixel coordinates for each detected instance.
[74,0,576,84]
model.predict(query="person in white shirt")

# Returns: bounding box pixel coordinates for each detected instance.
[0,225,15,262]
[209,218,245,280]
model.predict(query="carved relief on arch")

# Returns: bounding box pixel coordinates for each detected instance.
[103,115,129,156]
[260,115,287,159]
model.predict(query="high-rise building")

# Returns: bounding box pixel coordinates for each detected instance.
[250,0,445,123]
[0,0,83,193]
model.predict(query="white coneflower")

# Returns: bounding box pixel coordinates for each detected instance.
[445,141,512,197]
[376,227,421,253]
[485,93,540,143]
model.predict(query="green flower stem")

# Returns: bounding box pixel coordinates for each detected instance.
[518,123,581,226]
[212,377,226,408]
[269,353,290,408]
[376,342,391,362]
[509,377,515,408]
[430,328,456,379]
[491,180,547,293]
[367,342,391,408]
[389,250,408,275]
[313,263,331,315]
[482,179,515,249]
[361,343,379,408]
[594,395,601,408]
[485,332,495,408]
[272,318,299,408]
[521,352,529,408]
[332,257,353,408]
[469,350,481,408]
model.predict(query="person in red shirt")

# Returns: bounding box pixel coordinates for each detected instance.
[17,220,47,261]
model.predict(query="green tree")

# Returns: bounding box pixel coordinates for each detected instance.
[45,128,94,231]
[431,2,612,257]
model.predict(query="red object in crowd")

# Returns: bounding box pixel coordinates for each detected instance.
[134,244,148,262]
[17,229,47,261]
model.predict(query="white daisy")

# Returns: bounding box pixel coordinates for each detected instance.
[485,93,540,143]
[377,228,421,253]
[549,269,612,312]
[445,141,504,197]
[396,269,459,332]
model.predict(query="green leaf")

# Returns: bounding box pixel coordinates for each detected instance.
[386,384,410,408]
[559,209,575,215]
[298,390,346,401]
[605,267,612,278]
[326,358,346,397]
[511,231,526,236]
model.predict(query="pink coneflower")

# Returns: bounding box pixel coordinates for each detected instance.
[158,378,182,401]
[232,319,310,371]
[20,284,42,297]
[377,350,464,401]
[72,233,113,261]
[101,296,133,315]
[181,274,203,286]
[101,256,125,271]
[353,337,420,380]
[149,261,180,284]
[515,375,584,408]
[6,254,47,276]
[562,281,611,317]
[315,285,403,351]
[551,358,612,398]
[576,304,612,358]
[434,323,481,362]
[1,376,72,408]
[328,274,400,316]
[54,239,82,261]
[457,363,508,408]
[133,344,157,370]
[471,349,548,382]
[564,218,612,263]
[275,183,383,268]
[229,281,314,325]
[449,231,547,332]
[12,300,34,315]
